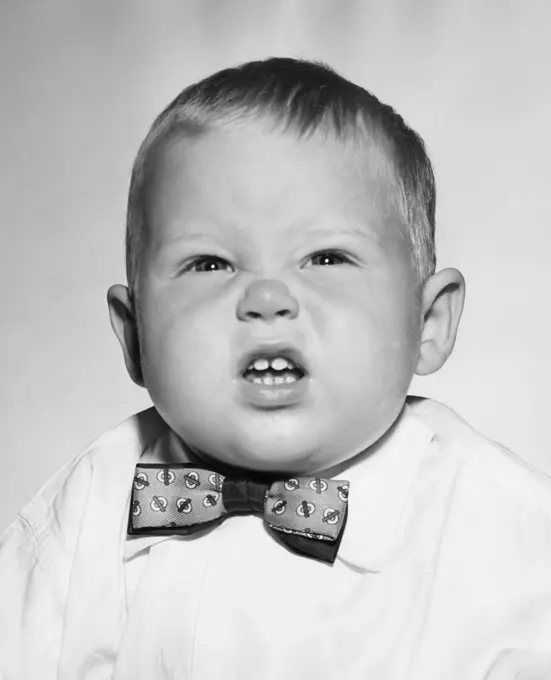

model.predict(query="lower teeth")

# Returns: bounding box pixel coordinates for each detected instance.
[248,374,298,385]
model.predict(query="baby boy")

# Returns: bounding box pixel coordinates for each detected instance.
[2,57,551,680]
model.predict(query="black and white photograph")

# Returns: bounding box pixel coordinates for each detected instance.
[1,1,550,678]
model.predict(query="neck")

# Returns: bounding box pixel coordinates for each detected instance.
[143,402,407,480]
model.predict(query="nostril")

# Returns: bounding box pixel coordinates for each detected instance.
[245,309,292,320]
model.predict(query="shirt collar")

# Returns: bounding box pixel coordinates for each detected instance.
[335,403,435,572]
[124,403,435,569]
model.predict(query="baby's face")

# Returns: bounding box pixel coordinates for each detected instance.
[136,121,421,474]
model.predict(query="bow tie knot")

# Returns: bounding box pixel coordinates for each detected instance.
[222,478,268,515]
[128,464,350,563]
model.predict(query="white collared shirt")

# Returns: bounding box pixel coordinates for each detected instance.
[2,398,551,679]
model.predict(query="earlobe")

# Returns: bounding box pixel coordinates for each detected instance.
[415,268,466,376]
[107,284,145,387]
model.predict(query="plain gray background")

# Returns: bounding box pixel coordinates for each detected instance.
[1,0,550,532]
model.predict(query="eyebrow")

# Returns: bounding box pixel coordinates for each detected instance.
[155,219,386,252]
[153,230,224,254]
[304,226,383,243]
[296,221,387,251]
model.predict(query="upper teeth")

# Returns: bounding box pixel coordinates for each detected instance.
[248,357,296,372]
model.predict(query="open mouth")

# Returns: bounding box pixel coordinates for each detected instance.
[242,355,305,386]
[239,346,308,387]
[237,345,310,408]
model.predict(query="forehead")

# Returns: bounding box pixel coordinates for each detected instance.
[143,119,404,249]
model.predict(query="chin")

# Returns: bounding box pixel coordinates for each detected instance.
[227,432,321,475]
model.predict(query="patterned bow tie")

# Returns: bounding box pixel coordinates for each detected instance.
[128,464,350,563]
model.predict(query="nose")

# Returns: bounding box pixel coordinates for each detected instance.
[237,278,299,322]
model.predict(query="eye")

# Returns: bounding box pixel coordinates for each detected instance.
[307,250,352,267]
[183,256,233,273]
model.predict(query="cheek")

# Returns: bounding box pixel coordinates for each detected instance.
[319,290,419,385]
[138,300,231,395]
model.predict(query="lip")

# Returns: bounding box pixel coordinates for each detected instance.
[237,342,309,376]
[238,374,310,409]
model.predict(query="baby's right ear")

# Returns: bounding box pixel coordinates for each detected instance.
[107,285,145,387]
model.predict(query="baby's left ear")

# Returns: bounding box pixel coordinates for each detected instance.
[415,268,466,376]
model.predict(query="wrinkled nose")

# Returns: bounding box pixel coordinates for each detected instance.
[237,278,299,322]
